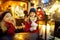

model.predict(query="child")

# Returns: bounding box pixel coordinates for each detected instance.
[29,9,38,33]
[0,11,15,40]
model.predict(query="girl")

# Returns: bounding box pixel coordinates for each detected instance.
[29,9,38,33]
[0,11,15,40]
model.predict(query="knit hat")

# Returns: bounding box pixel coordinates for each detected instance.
[29,8,36,14]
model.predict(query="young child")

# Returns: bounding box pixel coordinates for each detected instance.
[29,9,38,33]
[36,7,45,20]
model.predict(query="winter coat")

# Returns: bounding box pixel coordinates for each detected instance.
[5,21,15,35]
[24,20,39,33]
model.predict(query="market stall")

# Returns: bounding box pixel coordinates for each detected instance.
[1,1,28,19]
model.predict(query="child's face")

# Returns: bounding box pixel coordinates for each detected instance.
[3,13,11,21]
[30,12,36,17]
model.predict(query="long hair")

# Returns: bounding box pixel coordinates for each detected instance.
[0,11,11,21]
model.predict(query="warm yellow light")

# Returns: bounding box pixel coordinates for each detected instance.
[33,1,35,3]
[56,0,58,3]
[47,24,50,33]
[15,6,20,11]
[41,0,44,3]
[18,35,23,39]
[14,34,24,40]
[50,21,55,32]
[20,3,23,6]
[49,4,58,13]
[50,25,55,32]
[39,24,42,27]
[38,9,41,11]
[0,1,1,5]
[42,24,50,34]
[42,25,46,31]
[39,21,44,25]
[58,9,60,13]
[11,6,15,17]
[49,1,59,13]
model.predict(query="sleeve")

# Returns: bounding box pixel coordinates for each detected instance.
[24,22,31,32]
[5,22,15,35]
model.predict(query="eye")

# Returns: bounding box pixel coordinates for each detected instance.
[6,15,9,17]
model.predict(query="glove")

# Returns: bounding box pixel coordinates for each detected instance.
[31,21,38,27]
[30,27,34,31]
